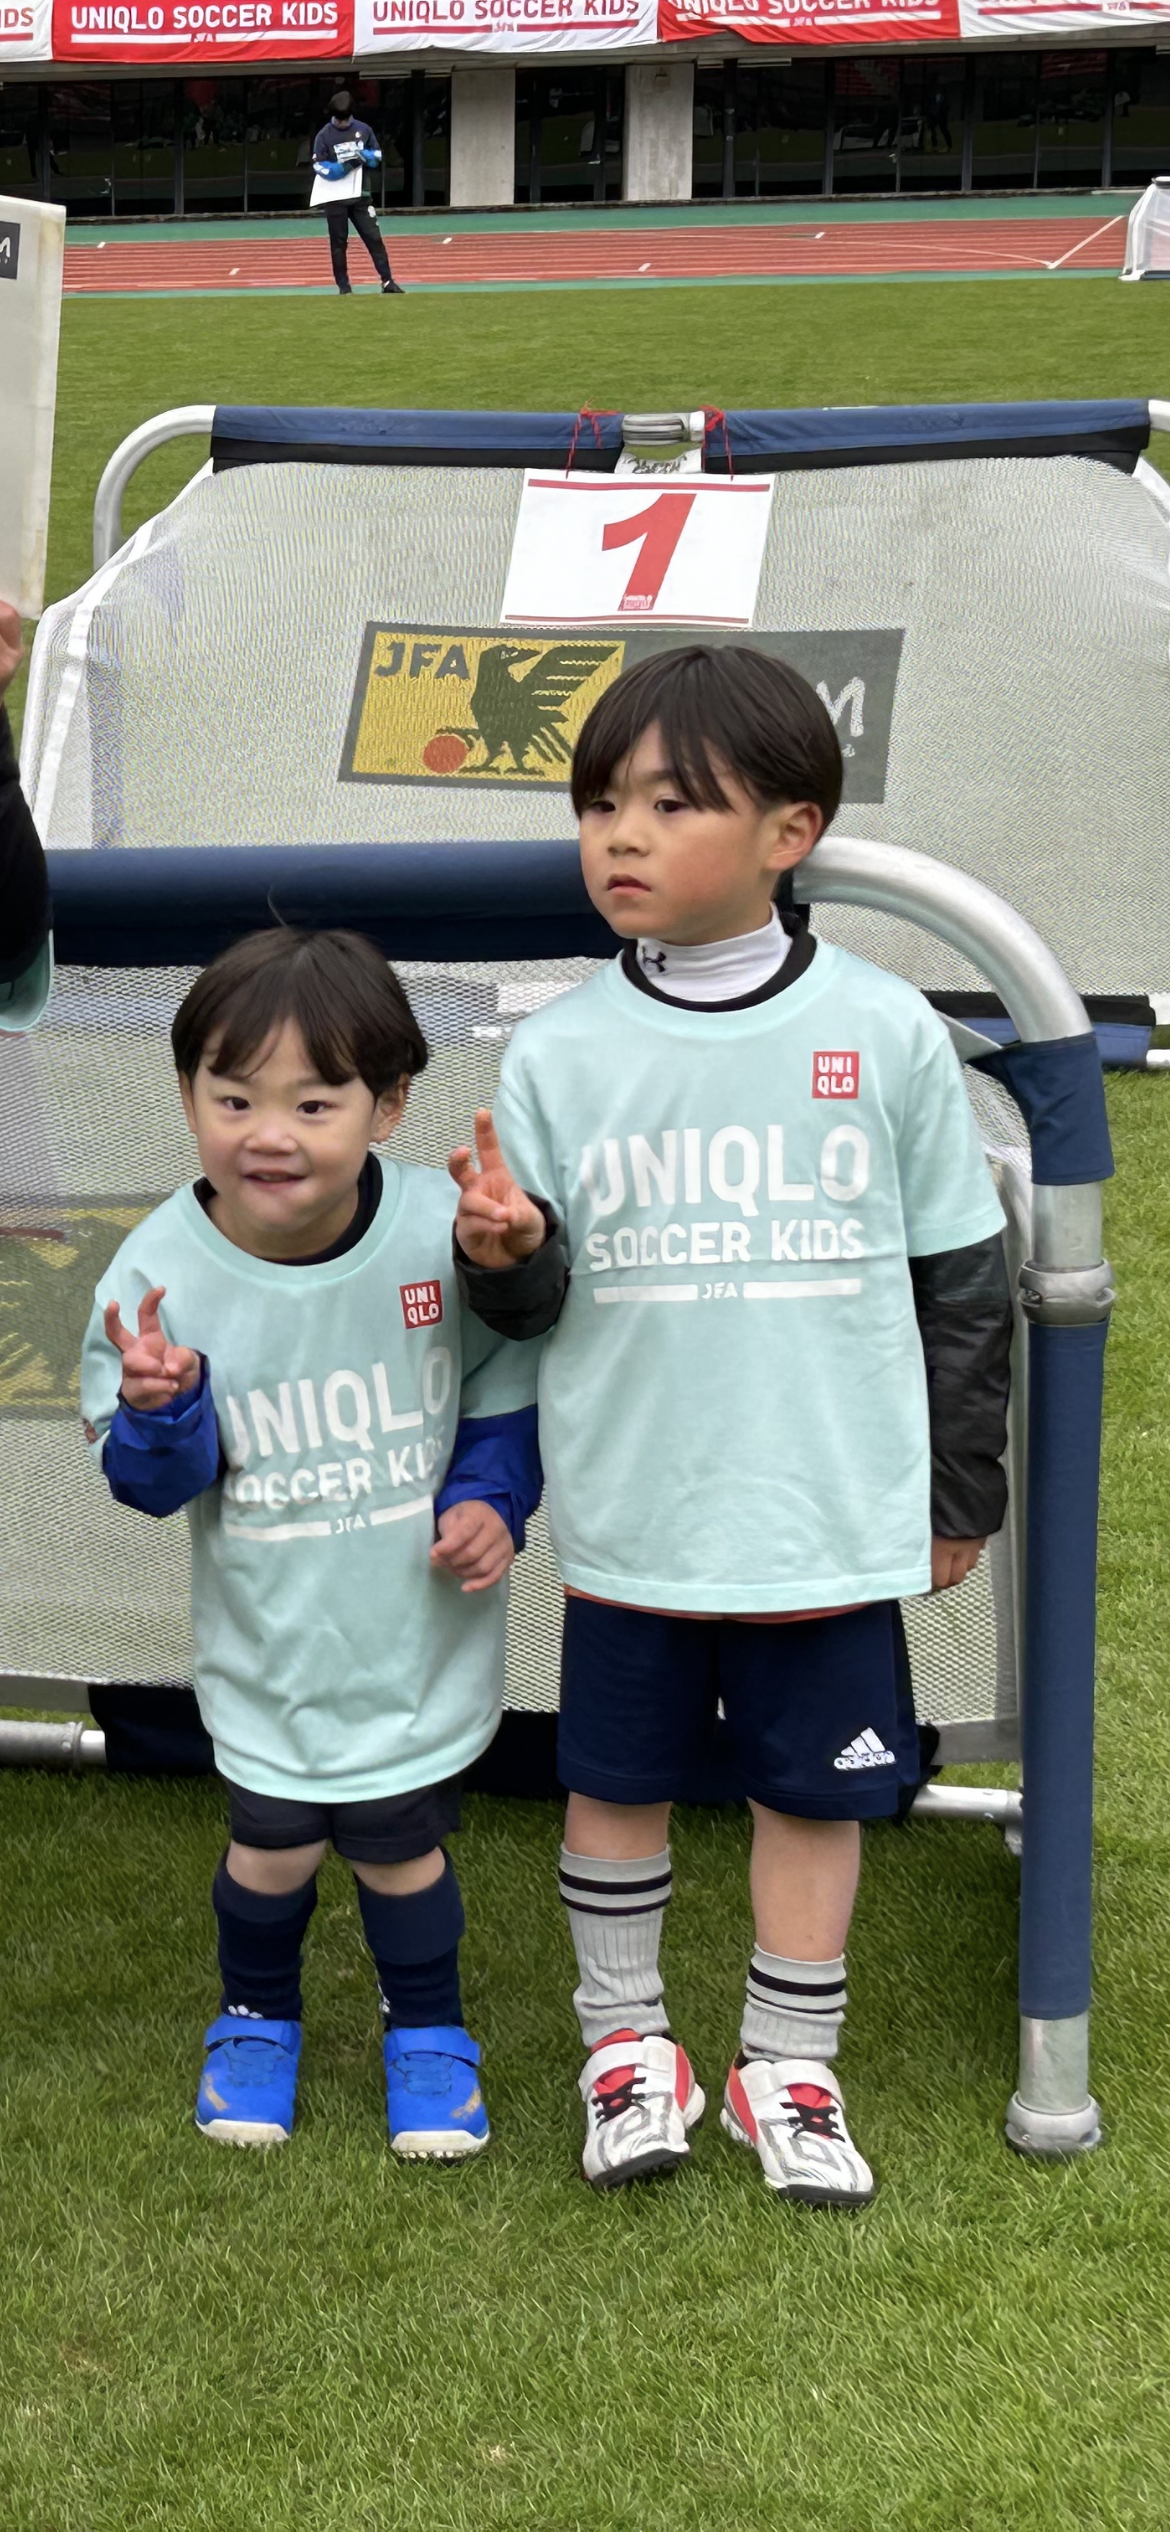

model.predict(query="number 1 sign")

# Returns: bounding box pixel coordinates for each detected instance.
[500,473,776,629]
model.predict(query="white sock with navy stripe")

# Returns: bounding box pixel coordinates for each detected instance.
[741,1949,847,2064]
[558,1846,672,2055]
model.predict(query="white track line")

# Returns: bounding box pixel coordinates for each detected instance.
[1044,214,1123,273]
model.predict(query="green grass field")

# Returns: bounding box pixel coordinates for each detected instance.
[3,276,1170,2530]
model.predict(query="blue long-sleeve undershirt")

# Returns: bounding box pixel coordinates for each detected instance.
[102,1371,542,1548]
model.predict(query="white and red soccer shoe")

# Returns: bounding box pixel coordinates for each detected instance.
[721,2057,874,2205]
[579,2030,705,2190]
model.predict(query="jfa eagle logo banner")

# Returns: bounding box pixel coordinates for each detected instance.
[0,0,50,58]
[341,624,903,802]
[52,0,352,56]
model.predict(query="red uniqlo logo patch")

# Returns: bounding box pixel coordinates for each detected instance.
[400,1279,443,1330]
[813,1051,860,1099]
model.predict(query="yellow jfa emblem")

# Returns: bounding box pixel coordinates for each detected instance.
[341,625,625,788]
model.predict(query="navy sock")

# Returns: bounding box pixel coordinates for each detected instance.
[213,1859,317,2021]
[355,1855,465,2031]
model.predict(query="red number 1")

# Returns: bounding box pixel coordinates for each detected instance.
[602,491,697,614]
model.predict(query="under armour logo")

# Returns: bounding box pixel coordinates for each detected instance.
[640,948,668,974]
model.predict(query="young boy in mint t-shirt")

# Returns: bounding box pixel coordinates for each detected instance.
[81,928,541,2158]
[450,646,1012,2205]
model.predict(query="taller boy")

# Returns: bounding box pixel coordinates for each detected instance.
[451,647,1012,2205]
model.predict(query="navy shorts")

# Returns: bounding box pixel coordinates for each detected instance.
[224,1774,463,1865]
[558,1599,920,1820]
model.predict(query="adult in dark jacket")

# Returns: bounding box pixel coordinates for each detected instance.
[312,92,405,299]
[0,601,51,1032]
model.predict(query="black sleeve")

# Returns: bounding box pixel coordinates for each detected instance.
[453,1200,570,1341]
[0,705,50,987]
[909,1233,1013,1540]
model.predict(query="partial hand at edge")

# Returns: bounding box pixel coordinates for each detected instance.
[931,1537,985,1593]
[430,1499,515,1594]
[0,600,23,703]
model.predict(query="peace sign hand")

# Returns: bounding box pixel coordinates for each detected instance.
[448,1108,548,1271]
[104,1285,201,1413]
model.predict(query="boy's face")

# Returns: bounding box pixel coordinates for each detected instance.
[179,1019,406,1261]
[578,722,823,947]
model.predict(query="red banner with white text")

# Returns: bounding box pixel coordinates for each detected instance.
[51,0,351,60]
[658,0,958,38]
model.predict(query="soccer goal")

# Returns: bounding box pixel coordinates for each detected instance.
[4,399,1129,2153]
[1121,179,1170,281]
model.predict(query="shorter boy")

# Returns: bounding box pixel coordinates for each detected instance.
[82,928,541,2155]
[451,646,1013,2204]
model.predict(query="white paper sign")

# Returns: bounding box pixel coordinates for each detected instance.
[310,164,365,207]
[501,474,775,628]
[0,195,64,616]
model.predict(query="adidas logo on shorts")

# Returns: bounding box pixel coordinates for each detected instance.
[833,1728,896,1772]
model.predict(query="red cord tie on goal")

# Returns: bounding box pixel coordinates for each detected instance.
[702,406,734,477]
[565,407,618,474]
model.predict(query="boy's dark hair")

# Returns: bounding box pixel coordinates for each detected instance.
[171,929,428,1095]
[570,645,842,828]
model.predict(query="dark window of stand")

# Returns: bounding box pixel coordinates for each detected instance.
[111,80,175,216]
[1037,49,1106,187]
[741,63,828,196]
[419,74,449,204]
[692,62,726,198]
[897,56,964,192]
[971,52,1039,188]
[375,77,411,208]
[183,77,246,214]
[245,75,321,214]
[0,84,41,200]
[515,68,623,203]
[832,58,900,196]
[47,82,113,218]
[1111,49,1170,187]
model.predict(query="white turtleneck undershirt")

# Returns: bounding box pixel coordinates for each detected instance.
[633,907,790,1006]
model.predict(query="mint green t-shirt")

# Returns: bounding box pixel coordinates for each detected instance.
[81,1158,540,1802]
[494,945,1005,1616]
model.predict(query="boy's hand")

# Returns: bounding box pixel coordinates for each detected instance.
[931,1537,984,1592]
[0,600,23,701]
[430,1500,515,1594]
[448,1109,547,1270]
[104,1286,201,1413]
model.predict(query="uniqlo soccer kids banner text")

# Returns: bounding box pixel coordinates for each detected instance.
[354,0,653,51]
[340,624,902,803]
[53,0,351,61]
[656,0,958,43]
[0,0,50,59]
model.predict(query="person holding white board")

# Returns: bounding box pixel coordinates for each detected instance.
[311,94,405,301]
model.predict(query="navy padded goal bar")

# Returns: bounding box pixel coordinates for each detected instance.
[209,401,1152,478]
[47,841,612,968]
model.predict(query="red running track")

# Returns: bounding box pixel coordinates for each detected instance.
[63,212,1126,294]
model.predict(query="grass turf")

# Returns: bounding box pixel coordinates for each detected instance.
[2,278,1169,2526]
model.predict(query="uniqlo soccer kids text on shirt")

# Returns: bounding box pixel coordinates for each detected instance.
[81,1156,541,1805]
[491,943,1005,1617]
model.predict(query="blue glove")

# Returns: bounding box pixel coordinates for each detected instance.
[316,159,347,180]
[361,147,381,166]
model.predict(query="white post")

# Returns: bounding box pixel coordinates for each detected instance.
[449,66,517,209]
[623,61,694,204]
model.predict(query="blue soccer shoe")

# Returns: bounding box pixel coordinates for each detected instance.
[195,2015,302,2147]
[383,2025,490,2159]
